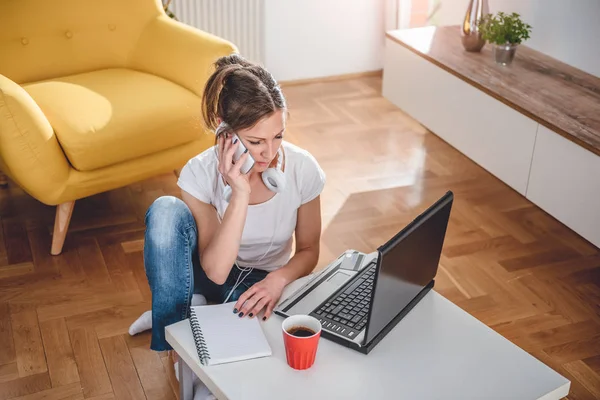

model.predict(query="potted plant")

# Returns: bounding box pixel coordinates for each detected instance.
[477,12,532,65]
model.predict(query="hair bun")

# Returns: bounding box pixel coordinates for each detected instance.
[215,54,253,70]
[202,53,287,135]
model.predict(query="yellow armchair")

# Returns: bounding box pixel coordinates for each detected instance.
[0,0,236,254]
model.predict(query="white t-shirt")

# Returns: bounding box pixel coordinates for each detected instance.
[177,141,326,272]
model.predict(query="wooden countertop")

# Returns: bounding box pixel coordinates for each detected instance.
[386,26,600,156]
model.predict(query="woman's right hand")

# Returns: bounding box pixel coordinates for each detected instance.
[218,134,251,197]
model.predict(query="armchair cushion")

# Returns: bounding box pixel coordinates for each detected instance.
[23,68,203,171]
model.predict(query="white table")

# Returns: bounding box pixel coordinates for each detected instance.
[166,277,570,400]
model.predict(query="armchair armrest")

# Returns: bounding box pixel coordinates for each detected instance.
[0,74,70,205]
[129,16,238,97]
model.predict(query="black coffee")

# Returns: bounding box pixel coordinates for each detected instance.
[288,326,316,337]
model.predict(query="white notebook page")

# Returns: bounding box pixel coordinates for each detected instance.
[190,302,272,366]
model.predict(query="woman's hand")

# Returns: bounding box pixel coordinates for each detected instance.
[218,134,251,197]
[234,273,287,320]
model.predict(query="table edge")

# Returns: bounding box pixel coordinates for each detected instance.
[537,381,571,400]
[165,323,230,400]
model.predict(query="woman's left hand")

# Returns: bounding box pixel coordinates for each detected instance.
[234,273,287,320]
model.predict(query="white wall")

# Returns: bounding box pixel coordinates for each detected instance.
[263,0,386,82]
[433,0,600,77]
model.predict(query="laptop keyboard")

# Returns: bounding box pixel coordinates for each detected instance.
[310,262,376,340]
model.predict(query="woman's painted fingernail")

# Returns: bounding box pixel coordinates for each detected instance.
[238,312,244,318]
[262,317,267,321]
[233,308,238,314]
[248,313,253,318]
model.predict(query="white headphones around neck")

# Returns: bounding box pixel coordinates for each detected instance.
[261,148,286,191]
[219,127,287,202]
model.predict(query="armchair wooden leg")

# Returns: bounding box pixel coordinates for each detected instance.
[51,201,75,255]
[0,172,8,187]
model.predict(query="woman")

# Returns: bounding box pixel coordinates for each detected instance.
[129,54,326,356]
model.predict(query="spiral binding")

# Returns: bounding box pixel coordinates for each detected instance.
[189,308,211,365]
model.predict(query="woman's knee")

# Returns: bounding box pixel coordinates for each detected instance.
[144,196,197,294]
[144,196,196,250]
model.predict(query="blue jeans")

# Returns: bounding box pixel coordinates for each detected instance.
[144,196,268,351]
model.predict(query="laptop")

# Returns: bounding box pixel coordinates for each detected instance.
[275,191,454,354]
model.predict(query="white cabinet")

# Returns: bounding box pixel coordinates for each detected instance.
[526,125,600,247]
[382,38,538,195]
[382,37,600,248]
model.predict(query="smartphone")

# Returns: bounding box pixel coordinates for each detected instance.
[231,133,255,174]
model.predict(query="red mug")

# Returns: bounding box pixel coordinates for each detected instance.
[282,315,322,370]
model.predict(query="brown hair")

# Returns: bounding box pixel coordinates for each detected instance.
[202,54,287,137]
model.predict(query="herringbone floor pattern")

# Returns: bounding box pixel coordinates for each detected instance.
[0,75,599,399]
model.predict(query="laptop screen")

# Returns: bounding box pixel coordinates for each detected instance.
[365,192,453,344]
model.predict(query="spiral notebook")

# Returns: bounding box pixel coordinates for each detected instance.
[189,302,272,366]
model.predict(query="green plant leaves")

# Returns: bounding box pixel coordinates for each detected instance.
[477,12,532,45]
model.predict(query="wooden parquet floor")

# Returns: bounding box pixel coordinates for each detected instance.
[1,75,599,399]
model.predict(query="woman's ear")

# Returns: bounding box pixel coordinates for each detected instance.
[215,120,229,138]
